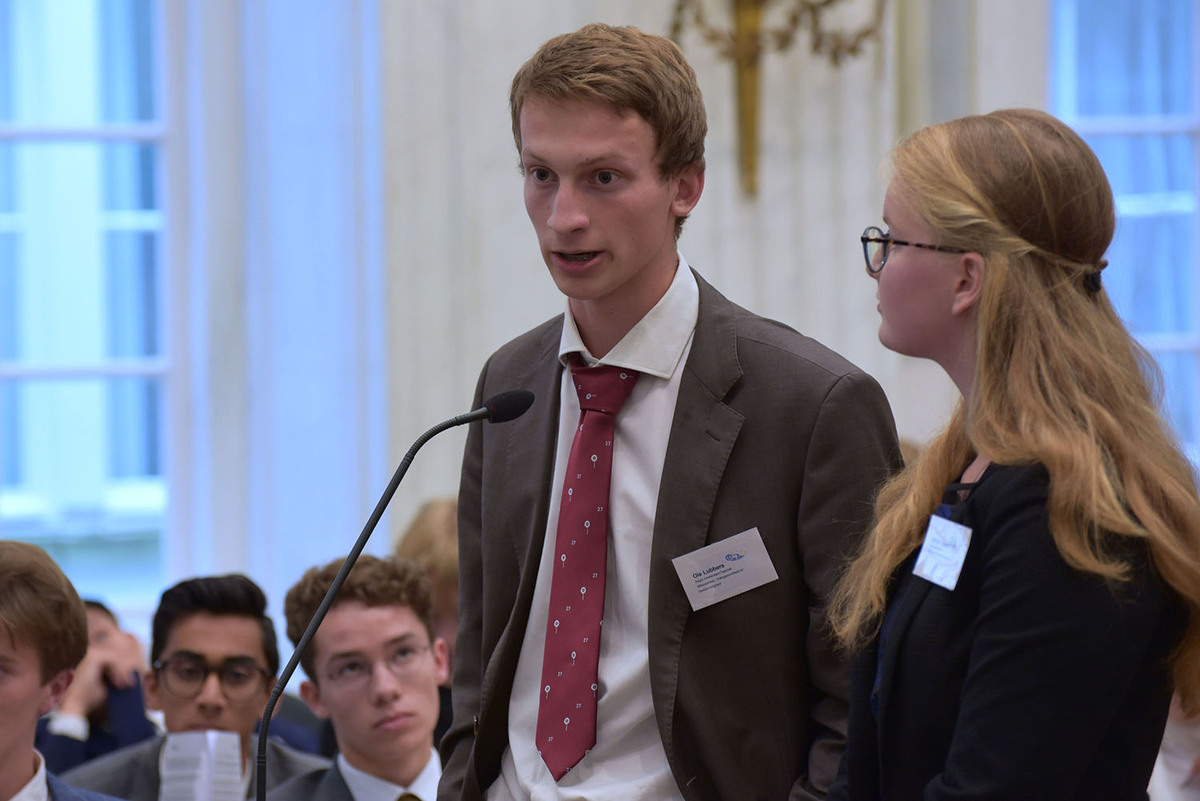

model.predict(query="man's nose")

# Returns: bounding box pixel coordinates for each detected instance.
[370,661,403,703]
[195,671,226,708]
[547,183,588,233]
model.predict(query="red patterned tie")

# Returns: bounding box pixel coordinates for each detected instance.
[536,361,639,780]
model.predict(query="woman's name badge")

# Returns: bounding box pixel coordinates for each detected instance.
[913,515,972,591]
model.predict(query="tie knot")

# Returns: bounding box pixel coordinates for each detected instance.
[570,363,639,414]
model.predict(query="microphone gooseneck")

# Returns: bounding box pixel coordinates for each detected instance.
[255,390,533,800]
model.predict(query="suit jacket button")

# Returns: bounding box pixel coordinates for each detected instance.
[473,715,480,736]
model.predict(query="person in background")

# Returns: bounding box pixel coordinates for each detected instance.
[0,540,126,801]
[269,555,448,801]
[441,22,899,801]
[37,600,158,774]
[828,108,1200,800]
[394,497,458,746]
[62,574,328,800]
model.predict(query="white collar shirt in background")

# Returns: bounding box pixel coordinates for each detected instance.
[338,749,440,801]
[12,751,48,801]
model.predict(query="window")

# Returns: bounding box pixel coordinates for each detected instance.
[0,0,168,605]
[1051,0,1200,463]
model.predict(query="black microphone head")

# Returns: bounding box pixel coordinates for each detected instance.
[484,390,535,423]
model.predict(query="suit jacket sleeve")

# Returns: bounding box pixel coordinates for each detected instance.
[791,370,899,799]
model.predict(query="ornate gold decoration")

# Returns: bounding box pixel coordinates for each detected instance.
[670,0,887,196]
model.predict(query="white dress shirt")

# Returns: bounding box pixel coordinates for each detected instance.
[339,749,440,801]
[486,257,698,801]
[13,751,48,801]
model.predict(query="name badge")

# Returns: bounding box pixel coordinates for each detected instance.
[913,515,972,591]
[671,527,779,611]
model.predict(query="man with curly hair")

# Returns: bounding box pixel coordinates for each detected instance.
[269,555,449,801]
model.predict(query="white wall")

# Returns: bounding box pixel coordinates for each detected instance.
[171,0,1052,623]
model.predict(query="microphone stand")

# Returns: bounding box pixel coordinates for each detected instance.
[254,392,531,799]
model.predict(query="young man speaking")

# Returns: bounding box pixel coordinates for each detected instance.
[440,23,900,801]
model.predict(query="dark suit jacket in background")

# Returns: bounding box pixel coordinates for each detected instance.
[828,464,1182,801]
[46,773,127,801]
[265,762,350,801]
[60,734,330,801]
[440,272,901,801]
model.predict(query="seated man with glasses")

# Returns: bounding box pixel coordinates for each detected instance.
[267,555,449,801]
[62,574,329,800]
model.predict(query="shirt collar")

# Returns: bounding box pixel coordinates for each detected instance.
[558,253,699,380]
[12,751,47,801]
[337,749,441,801]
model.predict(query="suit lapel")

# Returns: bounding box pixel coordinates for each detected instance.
[498,322,564,571]
[479,321,565,732]
[317,763,350,800]
[873,569,932,747]
[647,272,745,758]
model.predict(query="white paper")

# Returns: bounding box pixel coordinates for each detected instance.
[671,527,779,611]
[913,514,972,591]
[159,730,244,801]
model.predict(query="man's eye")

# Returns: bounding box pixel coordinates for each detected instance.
[174,664,206,682]
[595,170,616,185]
[335,661,367,678]
[223,668,254,685]
[529,167,551,182]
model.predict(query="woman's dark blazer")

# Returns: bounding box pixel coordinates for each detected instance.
[828,464,1182,801]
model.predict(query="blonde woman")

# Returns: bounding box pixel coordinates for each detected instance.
[828,109,1200,800]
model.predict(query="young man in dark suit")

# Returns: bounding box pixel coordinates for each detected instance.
[62,575,328,800]
[0,540,126,801]
[267,556,448,801]
[439,23,900,801]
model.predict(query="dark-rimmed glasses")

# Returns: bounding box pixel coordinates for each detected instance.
[861,226,968,275]
[152,654,270,701]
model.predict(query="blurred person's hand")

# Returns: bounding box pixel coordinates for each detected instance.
[57,632,146,717]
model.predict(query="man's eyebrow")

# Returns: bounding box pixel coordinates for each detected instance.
[520,149,632,167]
[162,650,258,664]
[324,633,421,664]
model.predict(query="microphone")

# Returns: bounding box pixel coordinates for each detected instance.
[255,390,534,799]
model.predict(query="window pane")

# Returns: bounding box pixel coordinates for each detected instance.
[1061,0,1196,116]
[1087,133,1199,335]
[0,141,161,366]
[0,234,17,485]
[0,377,164,595]
[1155,350,1200,452]
[0,0,157,126]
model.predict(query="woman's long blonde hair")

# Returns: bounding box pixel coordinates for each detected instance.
[828,109,1200,711]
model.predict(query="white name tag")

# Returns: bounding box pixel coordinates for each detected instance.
[672,527,779,611]
[913,514,972,591]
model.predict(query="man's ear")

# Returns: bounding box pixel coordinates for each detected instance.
[951,252,986,316]
[431,638,451,687]
[299,680,331,720]
[669,160,705,218]
[38,668,75,717]
[143,668,163,711]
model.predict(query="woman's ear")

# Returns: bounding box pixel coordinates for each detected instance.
[951,252,986,316]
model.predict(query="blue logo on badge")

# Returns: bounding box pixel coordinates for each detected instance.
[725,551,745,562]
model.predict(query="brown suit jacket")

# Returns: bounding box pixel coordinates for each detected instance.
[440,272,900,801]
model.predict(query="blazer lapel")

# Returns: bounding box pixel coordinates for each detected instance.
[873,569,932,748]
[647,272,745,758]
[317,763,350,800]
[479,321,565,727]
